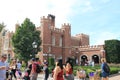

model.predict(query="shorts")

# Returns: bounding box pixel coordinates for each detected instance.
[101,72,109,78]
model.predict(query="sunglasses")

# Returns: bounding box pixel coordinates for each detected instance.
[3,57,7,59]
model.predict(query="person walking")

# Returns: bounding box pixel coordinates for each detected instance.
[30,58,38,80]
[0,54,8,80]
[9,59,17,80]
[43,63,49,80]
[53,59,64,80]
[16,61,22,79]
[23,60,32,80]
[101,58,110,80]
[63,62,74,80]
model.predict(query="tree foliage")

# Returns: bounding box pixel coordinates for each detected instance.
[12,18,41,62]
[0,22,6,32]
[105,39,120,63]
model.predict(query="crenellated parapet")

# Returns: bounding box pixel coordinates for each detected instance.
[62,23,71,29]
[75,33,89,38]
[61,23,71,35]
[40,16,49,23]
[41,16,47,20]
[71,36,80,40]
[41,14,55,28]
[79,45,104,51]
[74,33,89,46]
[51,27,64,33]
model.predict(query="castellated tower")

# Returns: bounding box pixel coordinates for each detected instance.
[75,33,89,46]
[40,15,54,54]
[62,23,71,61]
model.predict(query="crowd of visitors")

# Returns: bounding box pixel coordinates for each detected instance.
[0,53,41,80]
[0,53,110,80]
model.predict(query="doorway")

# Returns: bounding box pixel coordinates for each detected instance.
[81,55,88,66]
[92,55,99,64]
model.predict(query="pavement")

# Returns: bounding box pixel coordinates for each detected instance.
[37,73,120,80]
[20,71,120,80]
[11,71,120,80]
[37,73,86,80]
[109,73,120,80]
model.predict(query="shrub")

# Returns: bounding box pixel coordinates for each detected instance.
[48,57,55,66]
[73,64,120,78]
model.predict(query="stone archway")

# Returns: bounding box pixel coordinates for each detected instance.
[92,55,99,64]
[81,55,88,66]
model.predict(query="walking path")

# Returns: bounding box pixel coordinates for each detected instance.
[37,73,120,80]
[109,73,120,80]
[20,71,120,80]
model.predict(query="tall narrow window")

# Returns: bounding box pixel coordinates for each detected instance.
[59,36,62,47]
[52,36,55,46]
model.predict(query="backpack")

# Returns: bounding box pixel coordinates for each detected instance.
[36,64,42,73]
[103,63,110,73]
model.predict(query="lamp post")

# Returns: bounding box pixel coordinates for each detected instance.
[32,41,38,58]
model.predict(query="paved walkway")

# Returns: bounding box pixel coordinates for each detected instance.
[37,73,120,80]
[12,71,120,80]
[109,73,120,80]
[20,71,120,80]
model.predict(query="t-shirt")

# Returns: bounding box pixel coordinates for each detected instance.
[101,63,110,73]
[101,63,106,73]
[0,61,8,80]
[17,63,21,70]
[31,63,37,74]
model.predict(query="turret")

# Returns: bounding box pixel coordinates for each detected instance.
[62,23,71,46]
[40,15,52,56]
[61,23,71,59]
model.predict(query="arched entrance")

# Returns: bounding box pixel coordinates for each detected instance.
[81,55,88,66]
[92,55,99,64]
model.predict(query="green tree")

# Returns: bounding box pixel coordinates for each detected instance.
[12,18,41,62]
[105,39,120,63]
[0,22,6,32]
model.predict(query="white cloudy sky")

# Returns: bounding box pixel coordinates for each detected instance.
[0,0,120,45]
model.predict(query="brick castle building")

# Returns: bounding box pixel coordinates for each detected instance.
[0,14,105,64]
[37,14,104,64]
